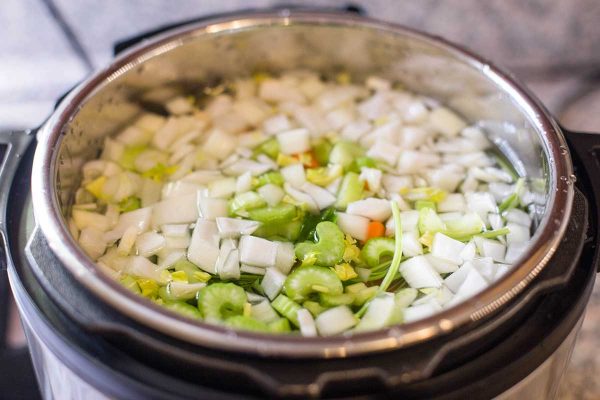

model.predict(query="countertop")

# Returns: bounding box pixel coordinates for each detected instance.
[2,1,599,398]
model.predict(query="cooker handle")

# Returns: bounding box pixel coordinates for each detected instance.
[112,4,366,55]
[0,129,35,272]
[563,127,600,272]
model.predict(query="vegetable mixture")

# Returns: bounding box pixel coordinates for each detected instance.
[69,72,533,336]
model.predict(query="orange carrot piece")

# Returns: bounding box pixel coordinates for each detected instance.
[366,221,385,240]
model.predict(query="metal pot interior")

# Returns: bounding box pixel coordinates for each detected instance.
[35,12,573,357]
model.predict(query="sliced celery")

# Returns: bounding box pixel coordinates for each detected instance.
[253,138,280,160]
[330,141,365,169]
[271,294,302,327]
[247,203,297,225]
[335,172,364,210]
[284,265,343,302]
[163,301,203,319]
[295,221,345,267]
[313,140,333,165]
[254,171,285,188]
[118,196,141,212]
[361,237,395,268]
[226,315,270,332]
[229,191,267,215]
[197,283,247,322]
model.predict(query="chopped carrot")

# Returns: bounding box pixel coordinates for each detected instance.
[366,221,385,240]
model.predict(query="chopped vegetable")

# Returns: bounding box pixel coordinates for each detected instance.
[71,72,534,336]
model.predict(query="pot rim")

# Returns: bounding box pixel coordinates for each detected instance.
[31,9,574,358]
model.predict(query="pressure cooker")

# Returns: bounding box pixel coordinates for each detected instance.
[1,7,599,399]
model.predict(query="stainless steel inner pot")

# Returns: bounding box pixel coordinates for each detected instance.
[31,10,574,357]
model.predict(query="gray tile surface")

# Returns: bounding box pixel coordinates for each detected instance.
[0,0,89,128]
[1,1,600,398]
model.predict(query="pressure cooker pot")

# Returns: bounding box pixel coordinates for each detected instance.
[1,8,599,399]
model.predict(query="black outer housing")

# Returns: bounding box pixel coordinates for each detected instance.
[1,6,600,398]
[2,132,598,399]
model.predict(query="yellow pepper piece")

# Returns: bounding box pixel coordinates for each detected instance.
[342,234,361,263]
[85,176,107,200]
[335,72,351,85]
[171,270,189,283]
[192,270,212,283]
[136,279,159,298]
[419,231,435,248]
[331,263,358,281]
[306,165,343,187]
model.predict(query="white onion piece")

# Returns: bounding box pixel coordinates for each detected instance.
[197,193,228,220]
[152,194,199,228]
[315,306,357,336]
[239,235,278,268]
[445,268,488,308]
[400,256,443,288]
[258,184,285,207]
[202,129,236,160]
[359,167,382,192]
[300,182,336,210]
[382,174,413,194]
[336,212,369,242]
[341,120,371,141]
[444,262,473,293]
[135,113,166,133]
[402,231,423,257]
[251,301,280,323]
[475,238,506,262]
[284,183,318,213]
[504,209,532,228]
[275,242,295,275]
[505,242,529,264]
[168,281,206,300]
[431,233,465,265]
[209,178,237,198]
[157,250,185,270]
[190,219,219,247]
[277,128,310,155]
[354,294,396,332]
[135,232,166,258]
[127,256,165,283]
[165,96,193,115]
[117,226,138,256]
[105,207,152,242]
[218,248,240,280]
[397,151,440,174]
[236,171,253,194]
[259,79,306,104]
[402,101,428,124]
[224,158,273,177]
[366,141,401,166]
[429,107,466,137]
[403,301,442,323]
[459,241,477,262]
[280,164,306,188]
[181,170,223,185]
[246,292,267,304]
[261,267,287,300]
[346,198,391,221]
[472,257,496,282]
[506,222,529,245]
[161,181,203,199]
[297,309,318,337]
[263,114,292,135]
[161,224,189,237]
[240,265,266,275]
[216,218,260,238]
[424,254,459,274]
[72,210,111,232]
[466,192,498,220]
[79,227,107,260]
